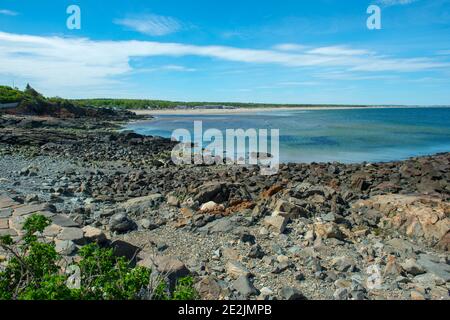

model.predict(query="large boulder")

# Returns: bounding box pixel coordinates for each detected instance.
[263,215,289,234]
[119,194,165,214]
[232,276,258,298]
[352,194,450,250]
[195,277,224,300]
[138,254,190,290]
[82,225,107,244]
[192,182,251,206]
[109,213,135,233]
[271,198,308,219]
[314,222,345,240]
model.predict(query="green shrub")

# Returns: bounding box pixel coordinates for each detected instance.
[0,86,24,104]
[0,214,198,300]
[172,276,199,300]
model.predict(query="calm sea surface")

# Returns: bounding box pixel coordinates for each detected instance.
[125,107,450,163]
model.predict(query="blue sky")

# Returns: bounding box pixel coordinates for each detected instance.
[0,0,449,104]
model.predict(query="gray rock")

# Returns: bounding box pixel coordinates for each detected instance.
[280,287,307,300]
[193,182,226,204]
[259,287,274,299]
[401,258,425,276]
[55,240,77,255]
[417,254,450,282]
[413,273,445,287]
[58,227,84,245]
[51,215,79,228]
[232,276,258,297]
[13,203,55,216]
[351,290,366,300]
[0,228,18,237]
[295,273,305,281]
[111,240,140,262]
[109,212,135,233]
[167,195,180,207]
[120,194,165,214]
[140,255,190,290]
[0,208,12,219]
[25,194,39,203]
[140,218,157,230]
[82,225,107,244]
[239,232,256,245]
[271,261,292,274]
[200,217,235,234]
[386,238,416,256]
[322,212,336,222]
[226,261,251,279]
[194,277,223,300]
[248,244,265,259]
[263,215,288,234]
[331,256,357,272]
[334,288,349,300]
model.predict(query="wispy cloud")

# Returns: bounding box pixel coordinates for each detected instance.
[274,44,372,56]
[132,65,197,74]
[307,46,373,56]
[277,81,320,86]
[114,14,182,36]
[0,9,18,16]
[273,43,308,52]
[314,71,399,81]
[377,0,420,7]
[0,31,448,94]
[161,65,196,72]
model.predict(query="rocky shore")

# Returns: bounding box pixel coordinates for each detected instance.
[0,113,449,300]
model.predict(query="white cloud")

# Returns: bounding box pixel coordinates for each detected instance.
[114,14,182,36]
[162,65,196,72]
[377,0,420,7]
[0,9,18,16]
[0,31,448,95]
[314,71,399,81]
[132,65,197,74]
[273,43,308,52]
[307,46,373,56]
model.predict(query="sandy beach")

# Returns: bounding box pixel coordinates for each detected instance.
[131,105,433,116]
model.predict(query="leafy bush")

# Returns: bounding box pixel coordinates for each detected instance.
[0,214,198,300]
[0,86,24,104]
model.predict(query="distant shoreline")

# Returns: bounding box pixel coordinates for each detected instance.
[131,105,450,116]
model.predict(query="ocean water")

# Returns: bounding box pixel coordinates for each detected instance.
[125,107,450,163]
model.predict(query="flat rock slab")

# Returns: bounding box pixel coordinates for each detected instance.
[58,227,84,244]
[43,224,63,238]
[120,194,165,212]
[0,195,19,209]
[8,215,26,232]
[55,240,77,255]
[0,219,9,229]
[0,228,18,237]
[13,203,55,216]
[199,217,236,234]
[417,254,450,282]
[0,208,13,219]
[82,226,107,244]
[51,215,79,228]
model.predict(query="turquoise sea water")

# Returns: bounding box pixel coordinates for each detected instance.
[126,107,450,163]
